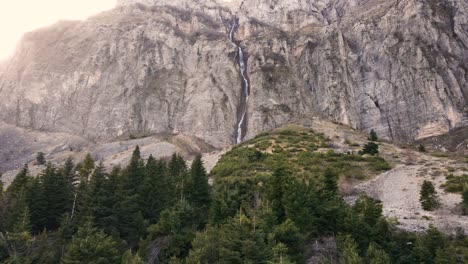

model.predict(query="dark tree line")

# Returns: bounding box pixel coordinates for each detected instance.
[0,144,466,263]
[0,147,210,263]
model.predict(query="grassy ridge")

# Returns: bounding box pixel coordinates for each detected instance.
[212,125,390,182]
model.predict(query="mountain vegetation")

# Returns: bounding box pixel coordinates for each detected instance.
[0,128,467,263]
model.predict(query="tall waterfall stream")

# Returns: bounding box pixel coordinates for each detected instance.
[229,17,250,144]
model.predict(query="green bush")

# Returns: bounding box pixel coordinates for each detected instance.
[369,157,392,171]
[360,142,379,156]
[418,144,427,153]
[442,174,468,193]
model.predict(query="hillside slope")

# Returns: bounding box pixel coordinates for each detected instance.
[212,118,468,233]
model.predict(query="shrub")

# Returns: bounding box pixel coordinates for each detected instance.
[36,152,46,165]
[369,157,391,171]
[418,144,427,152]
[442,174,468,193]
[360,142,379,156]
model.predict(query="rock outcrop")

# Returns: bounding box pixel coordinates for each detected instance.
[0,0,466,149]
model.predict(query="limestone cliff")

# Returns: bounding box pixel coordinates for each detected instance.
[0,0,466,149]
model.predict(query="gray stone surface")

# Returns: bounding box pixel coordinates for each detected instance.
[0,0,466,152]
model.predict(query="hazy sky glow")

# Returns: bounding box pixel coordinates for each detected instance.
[0,0,116,58]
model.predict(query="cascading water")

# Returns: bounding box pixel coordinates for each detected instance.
[229,17,250,144]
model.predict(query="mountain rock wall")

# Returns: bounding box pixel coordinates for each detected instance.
[0,0,466,147]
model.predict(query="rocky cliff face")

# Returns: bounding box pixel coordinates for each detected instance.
[0,0,466,148]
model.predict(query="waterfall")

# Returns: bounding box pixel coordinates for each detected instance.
[229,17,250,144]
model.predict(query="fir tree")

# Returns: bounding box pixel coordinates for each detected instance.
[89,163,116,234]
[140,156,174,223]
[272,219,304,261]
[124,146,145,193]
[185,213,271,264]
[366,243,391,264]
[268,166,291,223]
[187,155,210,210]
[36,152,46,166]
[79,154,95,182]
[282,179,319,234]
[62,222,119,264]
[323,168,338,197]
[121,249,144,264]
[168,154,188,200]
[7,165,30,195]
[41,164,74,231]
[168,154,187,178]
[270,242,294,264]
[368,130,378,142]
[3,166,30,232]
[420,181,438,211]
[2,207,33,261]
[113,147,146,247]
[338,235,362,264]
[62,157,77,186]
[462,187,468,215]
[360,142,379,156]
[26,177,47,234]
[73,180,90,222]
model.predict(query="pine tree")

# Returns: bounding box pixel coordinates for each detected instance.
[323,168,338,197]
[346,196,386,252]
[184,155,210,228]
[168,154,187,179]
[338,235,362,264]
[168,154,188,200]
[88,163,116,234]
[36,152,46,166]
[366,243,391,264]
[41,164,74,231]
[270,242,294,264]
[62,222,119,264]
[462,187,468,215]
[7,165,30,195]
[368,130,378,142]
[112,147,146,247]
[73,180,90,222]
[185,212,271,264]
[420,181,438,211]
[3,207,33,260]
[27,177,47,234]
[272,219,304,261]
[268,166,291,223]
[360,142,379,156]
[62,157,77,186]
[3,166,30,232]
[187,155,210,210]
[124,146,145,193]
[121,249,144,264]
[282,179,318,234]
[140,156,174,223]
[61,159,77,214]
[12,206,31,235]
[79,153,95,182]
